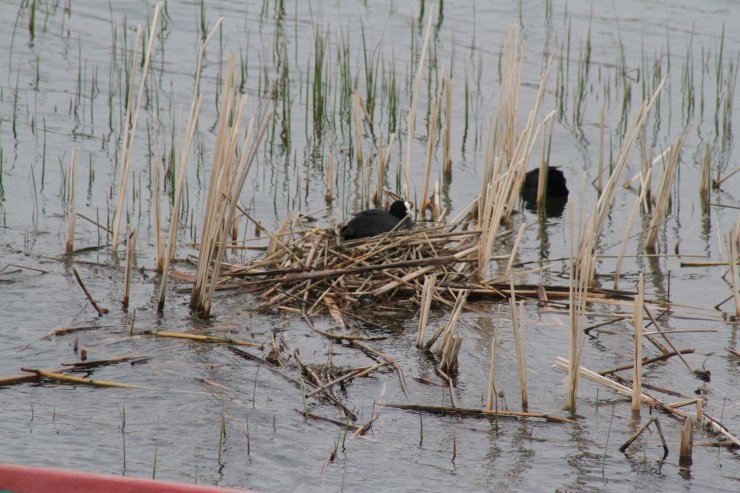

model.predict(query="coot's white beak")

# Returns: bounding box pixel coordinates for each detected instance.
[404,200,412,217]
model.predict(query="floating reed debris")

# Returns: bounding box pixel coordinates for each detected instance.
[20,367,140,388]
[383,403,574,424]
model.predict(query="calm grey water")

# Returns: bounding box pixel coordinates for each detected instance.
[1,1,738,492]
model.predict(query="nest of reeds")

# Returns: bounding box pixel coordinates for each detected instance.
[222,213,499,316]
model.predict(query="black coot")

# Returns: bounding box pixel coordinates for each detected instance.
[521,166,569,201]
[340,200,412,240]
[521,167,569,217]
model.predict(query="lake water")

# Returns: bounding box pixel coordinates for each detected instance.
[0,1,738,491]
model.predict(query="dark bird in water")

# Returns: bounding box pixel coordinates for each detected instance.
[340,200,413,240]
[521,166,569,201]
[521,166,569,216]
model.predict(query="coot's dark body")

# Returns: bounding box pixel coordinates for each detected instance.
[341,200,412,240]
[521,167,569,201]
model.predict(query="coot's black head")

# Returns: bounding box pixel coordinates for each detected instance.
[388,200,412,220]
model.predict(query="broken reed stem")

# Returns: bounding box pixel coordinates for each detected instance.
[613,168,652,289]
[404,11,434,198]
[21,367,139,388]
[122,228,137,307]
[375,134,396,206]
[597,105,605,195]
[352,90,364,170]
[152,142,163,271]
[436,290,468,373]
[632,273,644,414]
[64,148,78,255]
[485,314,499,411]
[509,277,528,410]
[679,417,694,466]
[72,267,108,316]
[700,143,711,206]
[442,76,453,175]
[566,197,586,413]
[416,274,437,347]
[421,82,442,210]
[645,131,686,252]
[505,222,527,276]
[111,3,162,252]
[727,227,740,316]
[325,152,333,202]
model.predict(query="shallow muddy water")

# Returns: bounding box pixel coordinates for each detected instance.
[1,1,739,492]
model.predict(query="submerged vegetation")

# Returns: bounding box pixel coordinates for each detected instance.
[0,0,738,490]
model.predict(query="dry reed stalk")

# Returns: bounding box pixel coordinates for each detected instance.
[64,149,78,254]
[679,417,694,466]
[190,56,272,315]
[416,274,437,347]
[565,197,587,413]
[62,354,148,369]
[575,76,667,287]
[597,105,605,195]
[536,124,549,207]
[21,367,141,388]
[158,21,222,308]
[597,349,695,375]
[554,357,740,447]
[613,168,652,289]
[421,85,442,210]
[632,273,644,414]
[475,39,553,281]
[431,180,441,221]
[700,143,711,206]
[362,153,373,210]
[325,152,333,202]
[509,278,528,410]
[443,76,453,175]
[618,417,668,458]
[714,166,740,188]
[72,267,108,316]
[404,11,434,197]
[485,313,499,411]
[435,290,468,373]
[122,227,137,307]
[505,223,527,275]
[727,227,740,316]
[645,132,686,251]
[152,143,163,271]
[111,3,162,252]
[352,90,364,170]
[144,330,258,346]
[554,357,659,405]
[374,134,396,206]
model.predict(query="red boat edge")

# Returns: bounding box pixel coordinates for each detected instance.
[0,463,258,493]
